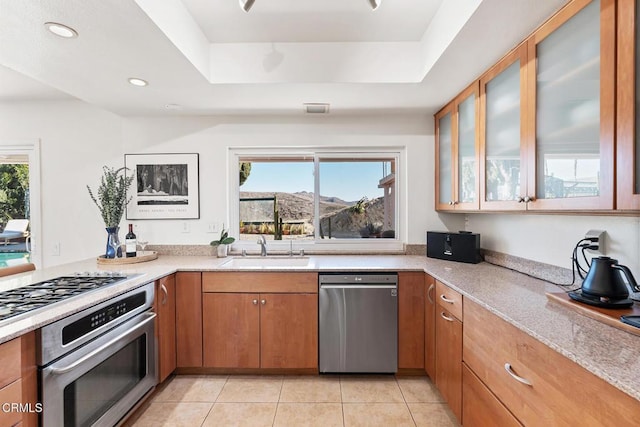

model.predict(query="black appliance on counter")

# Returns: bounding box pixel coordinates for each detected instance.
[569,256,639,308]
[426,231,481,264]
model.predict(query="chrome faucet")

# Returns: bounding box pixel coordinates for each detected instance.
[257,235,267,257]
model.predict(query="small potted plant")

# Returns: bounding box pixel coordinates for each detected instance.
[210,227,235,257]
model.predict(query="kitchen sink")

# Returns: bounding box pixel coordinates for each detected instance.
[219,256,312,269]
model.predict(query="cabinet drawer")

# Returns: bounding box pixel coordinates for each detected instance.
[0,379,23,427]
[463,299,640,426]
[463,363,521,427]
[435,281,462,321]
[203,272,317,293]
[0,338,21,389]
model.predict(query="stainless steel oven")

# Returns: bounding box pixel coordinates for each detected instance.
[38,282,156,427]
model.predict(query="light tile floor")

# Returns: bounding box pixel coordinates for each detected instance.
[130,375,459,427]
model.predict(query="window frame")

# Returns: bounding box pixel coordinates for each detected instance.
[228,147,403,253]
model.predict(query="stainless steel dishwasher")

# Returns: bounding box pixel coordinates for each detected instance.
[319,273,398,373]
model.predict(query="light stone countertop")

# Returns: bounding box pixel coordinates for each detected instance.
[0,254,638,402]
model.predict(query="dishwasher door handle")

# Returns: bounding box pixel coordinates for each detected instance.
[320,284,397,289]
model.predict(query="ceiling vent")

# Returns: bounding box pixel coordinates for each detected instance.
[304,103,330,114]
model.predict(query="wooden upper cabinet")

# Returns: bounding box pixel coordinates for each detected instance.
[480,44,529,211]
[435,82,480,211]
[525,0,615,210]
[617,0,640,210]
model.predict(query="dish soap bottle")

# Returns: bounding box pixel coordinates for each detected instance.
[125,224,137,258]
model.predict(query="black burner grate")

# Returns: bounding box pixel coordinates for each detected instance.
[0,275,128,322]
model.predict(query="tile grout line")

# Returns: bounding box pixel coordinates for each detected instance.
[271,375,285,427]
[338,375,347,427]
[395,376,418,427]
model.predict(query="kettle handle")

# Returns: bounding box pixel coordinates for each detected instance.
[614,265,640,293]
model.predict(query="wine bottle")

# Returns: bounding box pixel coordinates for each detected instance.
[125,224,137,258]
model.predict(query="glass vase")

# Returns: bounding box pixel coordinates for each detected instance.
[105,226,122,259]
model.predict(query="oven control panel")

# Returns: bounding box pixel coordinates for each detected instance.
[62,292,147,345]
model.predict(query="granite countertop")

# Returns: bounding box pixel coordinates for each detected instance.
[0,254,638,402]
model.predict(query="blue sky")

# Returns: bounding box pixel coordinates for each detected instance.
[240,161,389,202]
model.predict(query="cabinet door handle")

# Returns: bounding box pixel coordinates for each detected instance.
[440,294,455,304]
[427,283,435,304]
[160,284,168,305]
[524,196,535,203]
[252,299,258,305]
[261,299,266,305]
[448,201,454,206]
[504,363,532,386]
[517,196,525,203]
[440,312,454,322]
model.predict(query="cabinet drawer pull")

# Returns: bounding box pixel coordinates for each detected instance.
[427,284,435,304]
[504,363,532,386]
[261,299,266,305]
[252,299,258,305]
[160,284,168,305]
[440,294,455,304]
[440,312,454,322]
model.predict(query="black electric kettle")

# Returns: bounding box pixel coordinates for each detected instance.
[570,256,640,308]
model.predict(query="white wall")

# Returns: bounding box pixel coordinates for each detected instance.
[1,98,637,279]
[0,100,124,267]
[466,213,640,276]
[0,99,461,266]
[121,114,462,247]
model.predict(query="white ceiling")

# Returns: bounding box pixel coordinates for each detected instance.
[0,0,567,116]
[181,0,442,42]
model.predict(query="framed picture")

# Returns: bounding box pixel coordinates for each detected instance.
[125,153,200,219]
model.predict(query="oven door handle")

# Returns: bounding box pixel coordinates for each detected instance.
[48,311,156,375]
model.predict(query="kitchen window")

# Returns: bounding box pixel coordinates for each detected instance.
[230,149,401,251]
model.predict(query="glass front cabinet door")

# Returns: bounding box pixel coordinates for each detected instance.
[617,0,640,210]
[435,83,480,211]
[480,45,528,211]
[526,0,615,210]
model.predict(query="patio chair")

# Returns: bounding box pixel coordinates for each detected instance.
[0,262,35,278]
[0,219,30,249]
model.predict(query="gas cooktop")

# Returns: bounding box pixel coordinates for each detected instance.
[0,273,131,323]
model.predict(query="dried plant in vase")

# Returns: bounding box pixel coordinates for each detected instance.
[87,166,134,258]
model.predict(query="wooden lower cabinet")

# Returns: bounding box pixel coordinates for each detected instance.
[398,271,425,370]
[156,274,177,383]
[260,293,317,369]
[435,305,462,423]
[463,299,640,426]
[203,293,260,368]
[463,363,521,427]
[0,332,37,427]
[424,274,436,380]
[176,272,203,368]
[203,292,318,369]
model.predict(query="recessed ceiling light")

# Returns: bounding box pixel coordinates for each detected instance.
[128,78,148,87]
[165,104,183,111]
[44,22,78,38]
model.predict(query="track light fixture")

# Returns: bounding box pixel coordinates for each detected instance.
[239,0,255,13]
[239,0,381,13]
